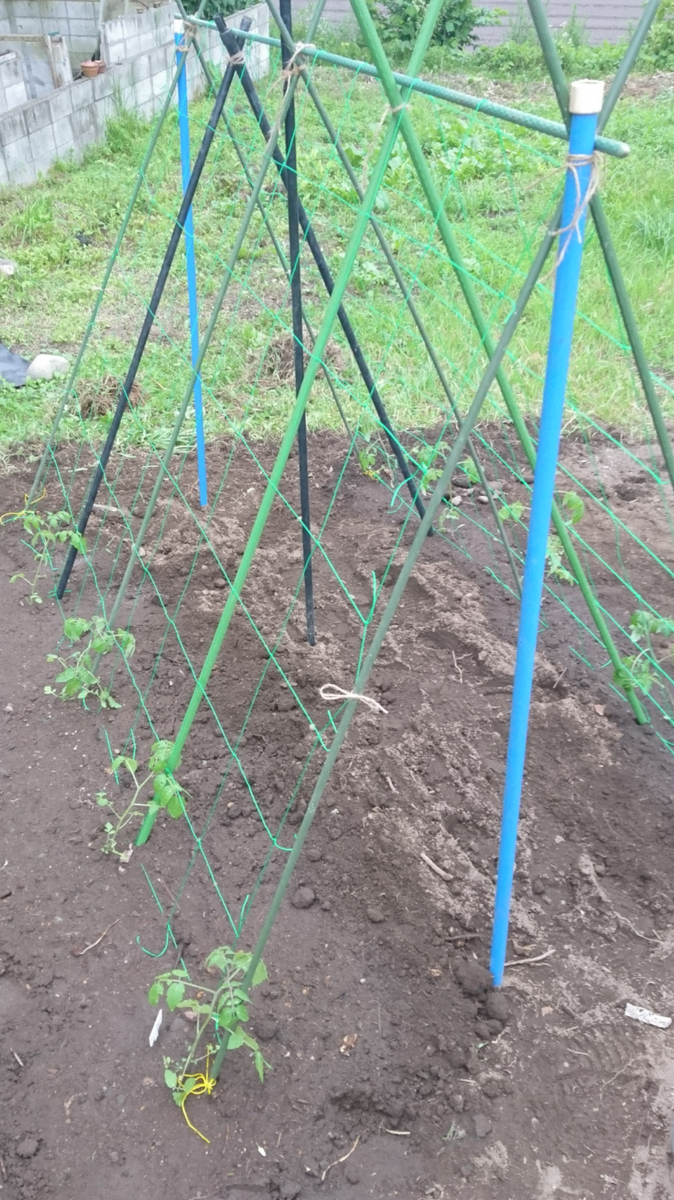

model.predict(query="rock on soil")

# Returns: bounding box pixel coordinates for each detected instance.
[26,353,69,381]
[291,886,315,909]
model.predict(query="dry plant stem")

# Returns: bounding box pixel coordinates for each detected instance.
[421,851,451,881]
[74,918,120,956]
[504,947,555,967]
[321,1135,360,1181]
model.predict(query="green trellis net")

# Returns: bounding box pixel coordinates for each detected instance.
[22,0,674,975]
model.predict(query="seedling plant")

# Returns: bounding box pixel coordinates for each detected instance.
[10,508,85,603]
[148,945,270,1139]
[613,610,674,711]
[96,739,187,856]
[45,616,135,708]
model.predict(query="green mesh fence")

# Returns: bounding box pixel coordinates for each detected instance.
[16,0,674,1080]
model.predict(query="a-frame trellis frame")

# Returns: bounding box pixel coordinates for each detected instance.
[136,0,668,860]
[27,0,672,969]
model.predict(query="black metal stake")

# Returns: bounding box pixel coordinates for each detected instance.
[55,20,252,601]
[215,17,426,526]
[280,0,316,645]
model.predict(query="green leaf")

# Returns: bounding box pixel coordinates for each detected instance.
[166,790,184,820]
[55,667,78,683]
[63,617,89,641]
[227,1027,244,1050]
[251,959,268,988]
[164,1068,178,1090]
[148,982,162,1005]
[117,631,136,657]
[562,490,585,526]
[206,947,229,973]
[91,635,113,655]
[149,740,177,773]
[254,1049,266,1082]
[166,981,185,1011]
[236,1004,249,1022]
[96,793,109,806]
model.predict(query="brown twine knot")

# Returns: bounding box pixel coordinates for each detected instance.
[279,41,315,84]
[552,151,601,266]
[228,49,245,65]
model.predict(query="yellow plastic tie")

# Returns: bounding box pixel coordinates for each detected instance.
[179,1066,216,1143]
[0,487,46,526]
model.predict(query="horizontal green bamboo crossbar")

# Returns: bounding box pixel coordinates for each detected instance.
[186,15,629,158]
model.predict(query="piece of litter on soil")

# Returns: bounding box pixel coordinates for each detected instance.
[257,1145,266,1157]
[149,1008,163,1046]
[340,1033,358,1055]
[119,845,133,864]
[624,1003,671,1029]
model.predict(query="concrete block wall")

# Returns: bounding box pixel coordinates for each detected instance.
[0,0,130,68]
[101,3,172,66]
[0,32,71,98]
[0,47,27,111]
[0,3,269,186]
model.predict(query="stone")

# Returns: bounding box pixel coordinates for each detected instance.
[485,993,510,1024]
[449,1093,464,1112]
[0,257,16,276]
[474,1021,491,1040]
[307,847,322,862]
[366,906,385,924]
[26,353,69,382]
[291,886,315,909]
[454,959,492,997]
[532,877,546,895]
[16,1138,39,1159]
[486,1019,503,1036]
[474,1114,492,1139]
[345,1165,361,1184]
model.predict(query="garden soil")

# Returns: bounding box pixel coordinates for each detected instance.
[1,431,674,1200]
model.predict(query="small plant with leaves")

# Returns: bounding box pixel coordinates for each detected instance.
[45,616,135,708]
[10,509,85,603]
[95,739,187,857]
[613,610,674,702]
[498,499,524,523]
[149,946,270,1139]
[546,490,585,585]
[357,436,379,479]
[417,441,449,493]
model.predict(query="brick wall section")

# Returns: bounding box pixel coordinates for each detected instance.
[0,3,269,187]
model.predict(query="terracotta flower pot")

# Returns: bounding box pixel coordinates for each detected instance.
[96,59,106,73]
[80,60,98,78]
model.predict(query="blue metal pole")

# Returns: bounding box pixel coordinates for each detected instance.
[175,19,208,507]
[490,80,604,987]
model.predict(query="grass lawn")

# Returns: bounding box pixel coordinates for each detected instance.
[0,54,672,466]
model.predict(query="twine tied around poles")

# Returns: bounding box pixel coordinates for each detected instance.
[319,684,388,714]
[551,150,601,269]
[279,41,315,83]
[227,48,245,66]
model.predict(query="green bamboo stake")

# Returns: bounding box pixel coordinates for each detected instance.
[135,0,448,847]
[28,55,187,505]
[349,0,646,723]
[527,0,674,497]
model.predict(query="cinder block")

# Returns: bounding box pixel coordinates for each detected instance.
[0,150,9,186]
[70,100,97,138]
[96,91,116,121]
[114,60,133,89]
[0,107,27,147]
[73,76,94,106]
[28,122,56,159]
[134,75,152,107]
[49,84,73,121]
[3,132,31,172]
[68,17,97,37]
[132,53,150,84]
[25,96,53,134]
[33,150,58,179]
[151,67,167,97]
[52,111,74,147]
[5,81,28,108]
[92,70,113,99]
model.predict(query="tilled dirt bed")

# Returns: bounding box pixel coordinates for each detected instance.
[1,431,674,1200]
